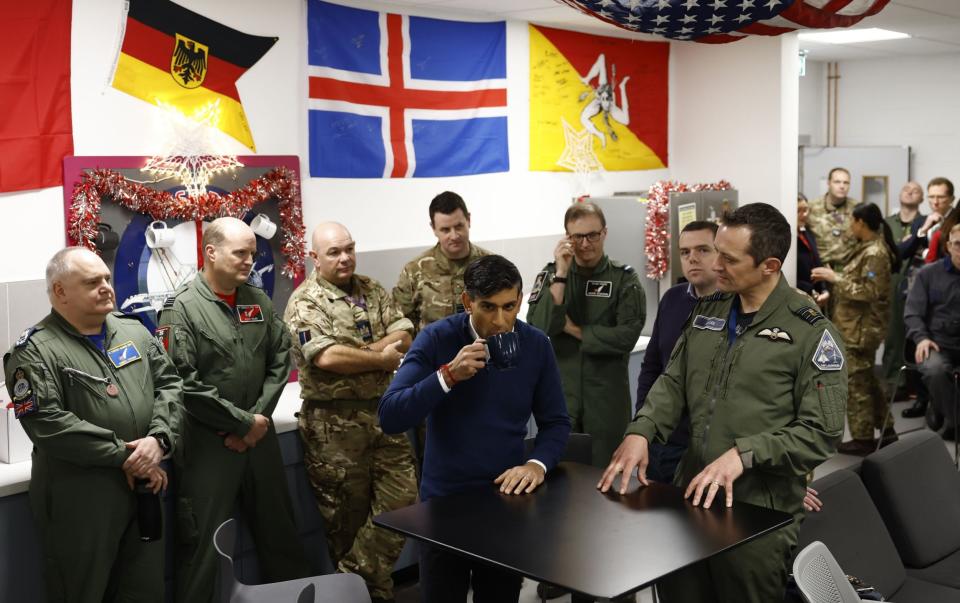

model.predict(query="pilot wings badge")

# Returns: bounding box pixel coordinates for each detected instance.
[171,33,208,89]
[756,327,792,343]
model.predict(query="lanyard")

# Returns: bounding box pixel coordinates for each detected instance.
[727,301,739,348]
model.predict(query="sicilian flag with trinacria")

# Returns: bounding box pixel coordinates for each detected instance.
[111,0,277,150]
[307,0,508,178]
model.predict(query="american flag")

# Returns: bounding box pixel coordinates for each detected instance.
[556,0,890,43]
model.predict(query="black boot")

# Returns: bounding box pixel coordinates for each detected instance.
[837,438,876,456]
[880,428,899,448]
[926,403,945,431]
[901,398,927,418]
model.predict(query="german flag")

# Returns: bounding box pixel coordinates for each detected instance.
[112,0,277,150]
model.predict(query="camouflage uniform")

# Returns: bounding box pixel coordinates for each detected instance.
[832,238,895,440]
[284,271,417,600]
[393,243,490,332]
[807,195,859,268]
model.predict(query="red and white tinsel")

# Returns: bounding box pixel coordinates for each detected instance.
[644,180,732,280]
[68,167,307,279]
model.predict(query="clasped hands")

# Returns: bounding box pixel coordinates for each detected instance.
[221,414,271,454]
[122,436,166,494]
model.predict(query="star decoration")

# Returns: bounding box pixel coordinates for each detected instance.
[765,0,781,8]
[556,118,602,174]
[712,0,727,9]
[736,11,751,22]
[709,13,724,24]
[655,13,670,24]
[681,13,697,23]
[684,0,700,8]
[657,0,671,10]
[739,0,755,8]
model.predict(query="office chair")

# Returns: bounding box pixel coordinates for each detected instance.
[214,518,371,603]
[792,541,861,603]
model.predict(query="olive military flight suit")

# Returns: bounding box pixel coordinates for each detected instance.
[158,275,309,603]
[526,255,645,466]
[3,311,182,603]
[628,276,847,603]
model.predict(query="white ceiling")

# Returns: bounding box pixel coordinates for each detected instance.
[375,0,960,62]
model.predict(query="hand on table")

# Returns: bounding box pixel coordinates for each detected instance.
[597,435,650,495]
[684,447,744,509]
[494,461,546,495]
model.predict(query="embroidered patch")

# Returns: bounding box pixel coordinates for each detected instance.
[162,295,175,309]
[757,327,792,343]
[528,271,548,303]
[154,326,171,351]
[585,280,613,298]
[793,306,825,326]
[356,319,373,343]
[237,304,264,323]
[10,368,37,418]
[107,341,142,368]
[693,315,726,331]
[15,327,36,348]
[812,330,844,371]
[298,330,312,346]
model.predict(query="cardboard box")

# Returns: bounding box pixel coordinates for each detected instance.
[0,386,32,464]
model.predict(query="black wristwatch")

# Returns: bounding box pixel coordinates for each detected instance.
[552,275,568,284]
[151,433,172,455]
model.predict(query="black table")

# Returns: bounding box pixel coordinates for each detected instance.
[374,462,793,600]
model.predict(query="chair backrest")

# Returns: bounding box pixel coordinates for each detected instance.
[795,469,906,597]
[861,430,960,567]
[524,432,592,465]
[297,583,315,603]
[792,541,862,603]
[213,519,241,601]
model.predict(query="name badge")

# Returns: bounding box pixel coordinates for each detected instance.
[237,304,264,323]
[356,319,373,343]
[693,315,726,331]
[585,280,613,298]
[107,341,142,368]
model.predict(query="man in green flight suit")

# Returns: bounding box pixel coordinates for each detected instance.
[157,217,309,603]
[4,247,182,603]
[599,203,848,603]
[526,201,645,467]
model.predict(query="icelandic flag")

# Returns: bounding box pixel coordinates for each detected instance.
[307,0,509,178]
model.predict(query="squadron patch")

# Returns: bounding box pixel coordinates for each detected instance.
[154,326,171,352]
[812,330,844,371]
[757,327,792,343]
[528,271,548,303]
[107,341,142,368]
[793,306,825,326]
[298,330,312,346]
[10,368,37,418]
[585,280,613,298]
[693,315,726,331]
[15,327,37,348]
[237,304,264,323]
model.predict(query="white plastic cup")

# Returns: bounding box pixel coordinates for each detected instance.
[145,221,176,249]
[250,214,277,239]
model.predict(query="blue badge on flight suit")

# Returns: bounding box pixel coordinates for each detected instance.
[812,330,844,371]
[693,315,726,331]
[107,341,141,368]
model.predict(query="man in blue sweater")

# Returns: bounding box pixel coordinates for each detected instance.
[379,254,571,603]
[636,220,719,483]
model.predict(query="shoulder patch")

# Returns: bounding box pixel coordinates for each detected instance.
[163,295,176,309]
[10,367,38,418]
[14,327,38,348]
[793,306,824,326]
[812,330,844,371]
[528,271,548,304]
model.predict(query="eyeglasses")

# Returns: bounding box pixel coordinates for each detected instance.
[568,230,604,243]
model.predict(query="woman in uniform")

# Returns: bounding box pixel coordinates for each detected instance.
[812,203,901,456]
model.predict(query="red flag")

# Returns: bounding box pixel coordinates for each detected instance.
[0,0,73,192]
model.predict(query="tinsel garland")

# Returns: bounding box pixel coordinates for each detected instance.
[644,180,732,280]
[68,167,307,279]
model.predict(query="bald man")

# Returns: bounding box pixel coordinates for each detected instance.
[284,222,417,603]
[4,247,181,602]
[157,217,309,603]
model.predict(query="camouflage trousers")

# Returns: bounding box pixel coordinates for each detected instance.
[298,400,417,599]
[846,346,894,440]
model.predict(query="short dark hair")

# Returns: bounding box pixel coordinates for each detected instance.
[564,201,606,229]
[680,220,718,237]
[927,176,955,198]
[828,167,850,181]
[429,191,470,224]
[464,255,522,299]
[720,203,791,265]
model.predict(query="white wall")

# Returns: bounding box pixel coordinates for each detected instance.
[798,59,826,147]
[800,53,960,192]
[0,0,669,284]
[670,34,800,283]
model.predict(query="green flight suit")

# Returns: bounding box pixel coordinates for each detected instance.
[3,310,182,603]
[526,255,645,466]
[158,274,309,603]
[626,276,847,603]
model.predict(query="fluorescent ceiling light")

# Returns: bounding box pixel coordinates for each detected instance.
[798,28,909,44]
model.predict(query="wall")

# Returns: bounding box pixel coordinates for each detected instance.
[799,53,960,193]
[798,59,826,147]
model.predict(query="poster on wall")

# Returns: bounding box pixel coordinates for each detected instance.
[62,156,305,331]
[529,25,668,173]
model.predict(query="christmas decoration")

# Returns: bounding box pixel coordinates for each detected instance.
[68,167,306,279]
[644,179,732,280]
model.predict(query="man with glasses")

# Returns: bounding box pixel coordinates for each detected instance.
[527,201,645,468]
[904,223,960,441]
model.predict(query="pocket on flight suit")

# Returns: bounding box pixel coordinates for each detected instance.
[176,497,200,551]
[816,380,845,433]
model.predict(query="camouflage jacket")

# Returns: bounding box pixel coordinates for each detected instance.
[832,238,893,351]
[807,195,859,266]
[393,243,490,332]
[285,271,414,401]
